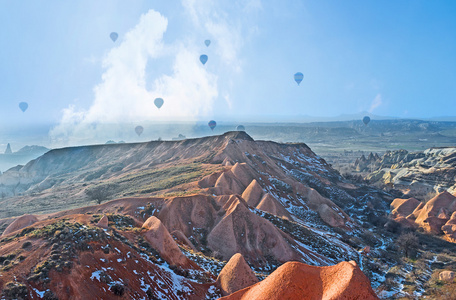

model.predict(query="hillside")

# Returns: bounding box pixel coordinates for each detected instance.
[0,131,424,298]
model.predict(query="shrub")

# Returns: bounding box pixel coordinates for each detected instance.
[2,282,28,300]
[43,290,59,300]
[110,283,125,296]
[21,241,32,249]
[396,232,419,258]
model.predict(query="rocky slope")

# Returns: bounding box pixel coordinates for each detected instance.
[390,191,456,242]
[0,132,393,298]
[351,147,456,198]
[220,261,378,300]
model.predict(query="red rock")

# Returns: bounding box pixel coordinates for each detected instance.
[215,172,244,195]
[171,230,197,252]
[390,198,421,219]
[142,216,192,268]
[256,193,292,220]
[230,163,256,188]
[216,253,259,296]
[295,183,350,227]
[2,214,39,236]
[207,199,296,263]
[95,215,108,229]
[158,195,218,237]
[198,171,223,188]
[414,192,456,234]
[220,261,378,300]
[241,180,264,207]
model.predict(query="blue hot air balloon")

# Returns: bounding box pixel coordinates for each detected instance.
[294,72,304,85]
[19,102,28,112]
[200,55,208,65]
[363,116,371,126]
[204,40,211,47]
[135,126,144,136]
[110,32,118,42]
[208,120,216,131]
[154,98,164,109]
[236,125,245,131]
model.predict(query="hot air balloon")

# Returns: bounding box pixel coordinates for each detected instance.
[363,116,371,126]
[154,98,164,109]
[200,55,208,65]
[110,32,118,42]
[208,120,216,131]
[294,72,304,85]
[19,102,28,112]
[135,126,144,136]
[204,40,211,47]
[236,125,245,131]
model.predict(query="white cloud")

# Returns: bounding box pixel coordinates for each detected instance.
[50,2,262,147]
[368,93,382,113]
[50,9,218,146]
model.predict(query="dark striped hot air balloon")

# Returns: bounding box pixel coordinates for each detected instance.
[208,120,216,131]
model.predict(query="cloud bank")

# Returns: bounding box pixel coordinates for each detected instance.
[50,1,261,147]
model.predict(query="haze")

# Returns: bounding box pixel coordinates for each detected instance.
[0,0,455,148]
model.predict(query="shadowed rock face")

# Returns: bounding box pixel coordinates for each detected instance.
[220,261,378,300]
[216,253,259,296]
[207,198,296,263]
[256,193,292,220]
[156,194,328,265]
[390,191,456,242]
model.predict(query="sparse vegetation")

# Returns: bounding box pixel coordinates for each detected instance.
[2,281,27,300]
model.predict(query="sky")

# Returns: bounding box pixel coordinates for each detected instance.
[0,0,455,147]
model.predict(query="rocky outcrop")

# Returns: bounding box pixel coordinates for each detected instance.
[295,183,350,227]
[2,214,38,236]
[389,192,456,242]
[365,147,456,198]
[220,261,378,300]
[4,143,12,155]
[439,271,455,283]
[216,253,259,296]
[215,172,244,195]
[354,152,380,172]
[142,216,192,268]
[207,197,297,263]
[171,230,197,251]
[241,180,264,207]
[95,215,109,229]
[256,193,292,220]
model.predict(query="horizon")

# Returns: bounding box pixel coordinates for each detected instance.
[1,0,456,148]
[1,115,456,152]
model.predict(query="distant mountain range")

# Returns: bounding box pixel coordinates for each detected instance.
[0,145,49,172]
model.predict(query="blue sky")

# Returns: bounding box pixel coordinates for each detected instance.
[0,0,455,146]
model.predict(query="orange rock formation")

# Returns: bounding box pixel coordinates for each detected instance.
[216,253,259,296]
[220,261,378,300]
